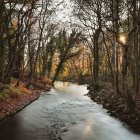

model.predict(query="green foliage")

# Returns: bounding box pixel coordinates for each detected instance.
[0,83,21,101]
[52,30,82,82]
[56,30,81,61]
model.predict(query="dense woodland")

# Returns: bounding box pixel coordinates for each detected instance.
[0,0,140,111]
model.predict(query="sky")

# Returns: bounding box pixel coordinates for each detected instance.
[53,0,73,22]
[51,0,79,29]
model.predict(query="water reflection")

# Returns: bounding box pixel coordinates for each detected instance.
[55,81,73,88]
[54,81,76,92]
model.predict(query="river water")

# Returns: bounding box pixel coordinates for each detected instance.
[0,82,140,140]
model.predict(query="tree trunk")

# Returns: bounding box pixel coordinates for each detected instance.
[52,61,63,83]
[122,45,128,92]
[93,28,101,83]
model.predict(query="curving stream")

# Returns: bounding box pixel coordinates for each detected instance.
[0,82,140,140]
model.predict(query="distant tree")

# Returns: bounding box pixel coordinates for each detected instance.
[52,30,81,83]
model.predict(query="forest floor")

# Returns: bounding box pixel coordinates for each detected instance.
[0,78,52,122]
[77,76,140,134]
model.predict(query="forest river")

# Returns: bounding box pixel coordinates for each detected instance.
[0,82,140,140]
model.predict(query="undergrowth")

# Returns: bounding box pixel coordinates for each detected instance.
[0,83,21,101]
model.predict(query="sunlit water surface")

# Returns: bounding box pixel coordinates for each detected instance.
[0,82,140,140]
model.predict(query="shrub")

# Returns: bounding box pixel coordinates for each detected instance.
[0,83,21,101]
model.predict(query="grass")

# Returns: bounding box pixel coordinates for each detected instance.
[0,83,21,101]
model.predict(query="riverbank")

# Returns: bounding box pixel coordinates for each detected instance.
[60,76,92,85]
[87,82,140,134]
[0,79,52,122]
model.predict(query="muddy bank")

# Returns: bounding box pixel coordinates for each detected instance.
[0,81,52,122]
[87,83,140,134]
